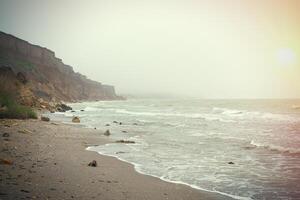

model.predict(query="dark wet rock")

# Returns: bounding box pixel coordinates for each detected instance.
[133,123,138,125]
[88,160,97,167]
[113,121,118,124]
[72,116,80,123]
[71,110,76,113]
[121,130,127,133]
[56,103,72,112]
[243,146,256,150]
[104,130,110,136]
[2,132,9,137]
[94,127,97,130]
[105,124,110,126]
[41,116,50,122]
[228,162,234,164]
[115,140,135,144]
[80,109,84,112]
[116,151,126,154]
[119,122,122,125]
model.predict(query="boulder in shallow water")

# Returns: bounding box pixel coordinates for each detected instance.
[228,162,234,164]
[72,116,80,123]
[88,160,97,167]
[116,140,135,144]
[41,116,50,122]
[104,130,110,136]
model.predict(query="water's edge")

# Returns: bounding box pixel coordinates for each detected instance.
[86,145,252,200]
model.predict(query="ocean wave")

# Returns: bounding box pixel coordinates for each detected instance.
[212,107,299,122]
[86,146,252,200]
[250,140,300,154]
[84,106,102,111]
[115,109,236,123]
[64,113,75,117]
[115,109,187,117]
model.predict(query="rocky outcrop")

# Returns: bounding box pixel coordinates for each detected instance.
[72,116,80,123]
[0,31,123,108]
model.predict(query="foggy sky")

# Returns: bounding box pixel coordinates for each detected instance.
[0,0,300,98]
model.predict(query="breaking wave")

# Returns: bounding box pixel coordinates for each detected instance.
[212,107,299,122]
[250,140,300,154]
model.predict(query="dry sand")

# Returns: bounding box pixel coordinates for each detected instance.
[0,118,232,200]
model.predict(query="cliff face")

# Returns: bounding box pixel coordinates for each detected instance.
[0,31,122,107]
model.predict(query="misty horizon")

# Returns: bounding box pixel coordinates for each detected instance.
[1,0,300,98]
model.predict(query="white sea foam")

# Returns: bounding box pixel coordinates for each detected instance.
[250,140,300,154]
[56,99,300,199]
[86,147,252,200]
[64,113,74,117]
[115,108,236,123]
[212,107,299,122]
[84,106,102,111]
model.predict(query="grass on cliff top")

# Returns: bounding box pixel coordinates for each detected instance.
[0,92,37,119]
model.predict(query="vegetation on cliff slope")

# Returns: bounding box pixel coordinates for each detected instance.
[0,92,37,119]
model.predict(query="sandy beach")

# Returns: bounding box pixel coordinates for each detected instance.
[0,118,232,200]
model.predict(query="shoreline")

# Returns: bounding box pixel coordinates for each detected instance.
[88,148,249,200]
[0,118,232,200]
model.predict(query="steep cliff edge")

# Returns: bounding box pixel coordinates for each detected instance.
[0,31,123,108]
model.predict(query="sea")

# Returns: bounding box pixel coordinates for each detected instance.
[49,99,300,200]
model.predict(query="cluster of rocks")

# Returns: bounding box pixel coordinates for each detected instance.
[29,96,73,113]
[55,103,72,112]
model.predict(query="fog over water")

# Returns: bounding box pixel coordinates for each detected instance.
[0,0,300,98]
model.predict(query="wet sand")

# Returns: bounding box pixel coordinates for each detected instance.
[0,119,232,200]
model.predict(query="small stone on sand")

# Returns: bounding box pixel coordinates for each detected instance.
[88,160,97,167]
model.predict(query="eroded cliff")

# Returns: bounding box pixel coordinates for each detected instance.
[0,31,122,108]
